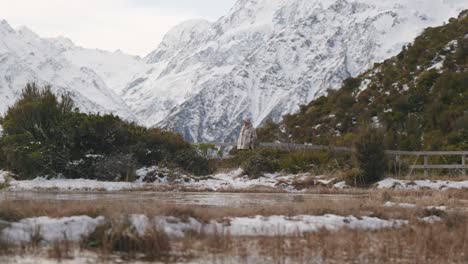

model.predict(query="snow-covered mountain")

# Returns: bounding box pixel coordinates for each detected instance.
[0,20,144,119]
[1,0,466,143]
[125,0,466,142]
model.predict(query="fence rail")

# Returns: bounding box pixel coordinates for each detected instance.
[203,142,467,176]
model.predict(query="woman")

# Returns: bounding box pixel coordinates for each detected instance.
[237,117,257,150]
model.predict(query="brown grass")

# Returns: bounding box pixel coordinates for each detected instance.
[0,237,12,256]
[0,200,105,222]
[162,212,468,263]
[1,188,468,262]
[2,189,466,223]
[247,220,468,263]
[2,219,468,263]
[48,240,72,261]
[82,218,171,261]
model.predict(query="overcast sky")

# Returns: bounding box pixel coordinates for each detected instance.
[0,0,236,56]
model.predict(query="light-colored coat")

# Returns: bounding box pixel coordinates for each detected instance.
[237,124,257,150]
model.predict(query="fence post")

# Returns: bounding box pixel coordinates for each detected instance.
[424,156,429,177]
[463,155,466,177]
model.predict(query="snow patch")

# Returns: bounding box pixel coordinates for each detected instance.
[7,178,146,192]
[384,201,448,211]
[130,214,408,237]
[1,216,105,244]
[427,60,444,71]
[420,216,442,223]
[333,181,349,189]
[376,178,468,190]
[6,169,319,192]
[0,170,7,185]
[384,201,417,208]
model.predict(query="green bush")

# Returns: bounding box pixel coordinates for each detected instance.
[222,147,353,177]
[344,168,364,187]
[241,153,280,179]
[193,143,220,159]
[222,148,285,178]
[174,148,213,176]
[0,83,211,179]
[279,150,330,174]
[351,127,387,186]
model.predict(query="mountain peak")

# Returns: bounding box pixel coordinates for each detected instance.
[48,36,76,50]
[161,18,212,46]
[0,19,14,34]
[17,26,40,39]
[145,19,212,63]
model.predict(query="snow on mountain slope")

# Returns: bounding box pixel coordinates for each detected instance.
[0,21,138,119]
[125,0,467,142]
[1,0,466,142]
[59,43,148,95]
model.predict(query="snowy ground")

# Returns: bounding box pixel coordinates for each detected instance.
[131,214,408,238]
[0,170,8,185]
[1,214,407,244]
[4,168,336,192]
[2,216,105,244]
[384,201,448,211]
[2,168,468,192]
[376,178,468,190]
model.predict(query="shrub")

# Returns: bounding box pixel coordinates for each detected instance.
[193,143,220,159]
[94,154,137,182]
[0,83,210,179]
[279,150,330,174]
[173,148,213,176]
[223,147,352,177]
[343,168,364,187]
[237,148,286,179]
[241,153,280,179]
[351,127,387,186]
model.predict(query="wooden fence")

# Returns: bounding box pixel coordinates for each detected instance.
[203,142,468,176]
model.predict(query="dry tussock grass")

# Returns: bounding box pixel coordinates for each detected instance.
[254,219,468,263]
[1,210,467,261]
[82,218,171,261]
[0,200,105,222]
[47,240,72,261]
[0,237,13,256]
[2,188,465,223]
[159,211,467,263]
[1,189,468,262]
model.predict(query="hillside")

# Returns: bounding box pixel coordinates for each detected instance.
[258,11,468,151]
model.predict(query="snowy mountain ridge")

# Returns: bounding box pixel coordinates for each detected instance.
[1,0,467,142]
[0,20,143,119]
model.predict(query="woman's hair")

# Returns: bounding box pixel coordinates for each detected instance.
[243,114,253,124]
